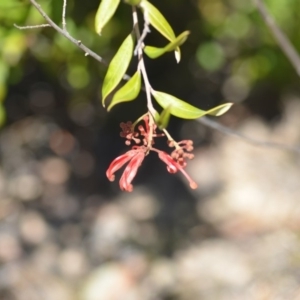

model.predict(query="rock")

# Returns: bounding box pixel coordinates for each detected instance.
[118,187,160,221]
[19,210,49,245]
[58,247,89,279]
[79,263,141,300]
[175,240,251,298]
[40,157,70,185]
[8,174,43,201]
[0,232,22,262]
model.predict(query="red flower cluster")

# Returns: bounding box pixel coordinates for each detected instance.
[106,115,197,192]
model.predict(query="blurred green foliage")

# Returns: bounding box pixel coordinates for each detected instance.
[195,0,300,101]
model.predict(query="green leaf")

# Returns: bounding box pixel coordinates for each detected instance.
[152,90,233,119]
[140,0,175,40]
[95,0,120,35]
[156,105,172,129]
[144,31,190,59]
[206,103,233,116]
[107,71,141,111]
[102,33,134,106]
[140,0,181,62]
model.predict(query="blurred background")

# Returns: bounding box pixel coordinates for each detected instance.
[1,0,300,299]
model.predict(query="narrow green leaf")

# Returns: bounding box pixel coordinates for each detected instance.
[95,0,120,35]
[102,33,134,106]
[107,71,141,111]
[144,31,190,59]
[140,0,181,62]
[206,103,233,116]
[140,0,175,40]
[144,46,165,59]
[157,105,172,129]
[152,90,233,119]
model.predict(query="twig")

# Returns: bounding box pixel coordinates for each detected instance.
[62,0,67,31]
[21,0,130,81]
[24,0,104,64]
[132,7,155,115]
[134,14,151,56]
[198,116,300,154]
[253,0,300,77]
[14,24,50,29]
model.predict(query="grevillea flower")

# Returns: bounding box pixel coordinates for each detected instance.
[106,115,197,192]
[106,147,146,192]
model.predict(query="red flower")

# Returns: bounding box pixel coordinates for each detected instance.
[106,148,146,192]
[158,151,198,189]
[107,116,198,192]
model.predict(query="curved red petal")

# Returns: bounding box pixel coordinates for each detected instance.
[106,150,138,182]
[119,152,145,192]
[158,151,197,189]
[158,151,178,173]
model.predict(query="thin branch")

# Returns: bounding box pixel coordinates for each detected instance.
[14,24,50,29]
[132,7,155,115]
[24,0,104,64]
[35,0,133,81]
[134,14,151,56]
[253,0,300,77]
[198,116,300,154]
[62,0,67,31]
[133,7,161,148]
